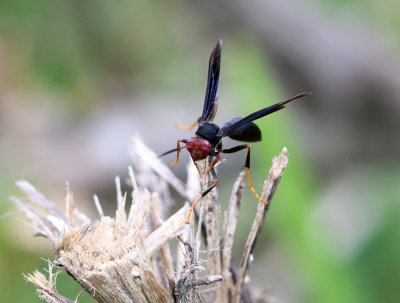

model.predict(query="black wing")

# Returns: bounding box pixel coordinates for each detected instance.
[200,39,223,123]
[220,92,311,137]
[221,118,262,142]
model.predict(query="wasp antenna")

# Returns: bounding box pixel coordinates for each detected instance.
[157,146,187,159]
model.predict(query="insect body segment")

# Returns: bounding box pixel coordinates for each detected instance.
[186,137,212,162]
[158,40,311,224]
[195,123,221,147]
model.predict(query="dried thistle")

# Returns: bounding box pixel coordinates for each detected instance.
[12,136,289,303]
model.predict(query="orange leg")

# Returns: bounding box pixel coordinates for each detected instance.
[171,138,184,167]
[176,118,199,131]
[203,156,220,185]
[194,162,202,177]
[245,145,268,205]
[222,144,268,206]
[247,166,268,205]
[186,180,218,224]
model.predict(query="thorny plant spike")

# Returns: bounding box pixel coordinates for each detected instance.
[13,136,289,303]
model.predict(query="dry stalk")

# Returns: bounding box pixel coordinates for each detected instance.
[13,136,290,303]
[232,148,289,303]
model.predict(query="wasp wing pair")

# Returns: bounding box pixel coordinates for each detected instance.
[201,40,310,140]
[159,40,311,223]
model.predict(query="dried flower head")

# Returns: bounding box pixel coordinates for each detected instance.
[13,136,289,303]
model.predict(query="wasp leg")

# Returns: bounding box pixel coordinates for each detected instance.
[186,178,218,224]
[192,161,202,177]
[222,144,268,206]
[203,157,217,185]
[170,138,186,167]
[176,117,200,131]
[209,165,218,181]
[203,151,223,185]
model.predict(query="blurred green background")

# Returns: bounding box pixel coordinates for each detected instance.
[1,0,400,302]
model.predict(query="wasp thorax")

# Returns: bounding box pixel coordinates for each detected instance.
[195,122,221,147]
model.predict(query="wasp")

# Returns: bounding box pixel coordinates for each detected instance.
[159,40,311,223]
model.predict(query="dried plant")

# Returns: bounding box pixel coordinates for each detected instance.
[12,136,289,303]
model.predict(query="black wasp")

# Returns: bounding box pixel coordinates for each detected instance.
[158,40,311,223]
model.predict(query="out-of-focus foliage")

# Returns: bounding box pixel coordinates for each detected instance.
[310,0,400,41]
[1,0,399,303]
[0,0,185,110]
[225,43,364,303]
